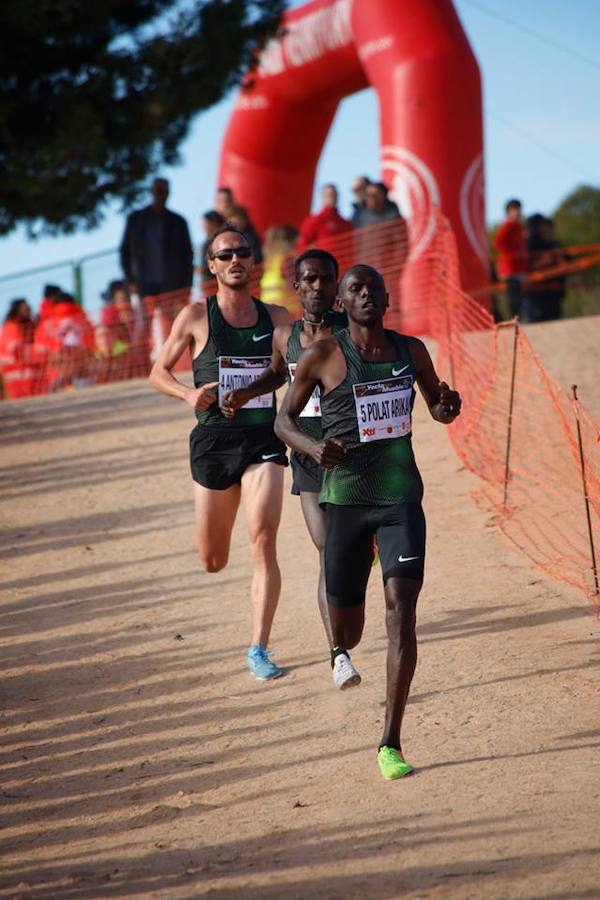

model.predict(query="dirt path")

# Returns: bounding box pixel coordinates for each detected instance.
[1,319,599,899]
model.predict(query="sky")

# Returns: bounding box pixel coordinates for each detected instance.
[0,0,598,317]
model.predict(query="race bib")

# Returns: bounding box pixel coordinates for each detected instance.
[218,356,273,408]
[353,376,413,443]
[288,363,321,418]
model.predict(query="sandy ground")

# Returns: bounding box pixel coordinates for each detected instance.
[1,317,599,899]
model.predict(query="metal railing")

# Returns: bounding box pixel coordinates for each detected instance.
[0,248,120,321]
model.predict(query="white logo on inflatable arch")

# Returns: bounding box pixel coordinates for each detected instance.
[381,146,440,261]
[236,94,269,111]
[258,0,353,76]
[460,153,487,263]
[357,35,394,63]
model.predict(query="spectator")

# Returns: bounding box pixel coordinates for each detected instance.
[523,215,568,323]
[91,324,131,384]
[227,205,263,264]
[34,290,95,391]
[260,225,300,315]
[101,280,136,344]
[200,210,225,285]
[215,186,236,220]
[120,177,194,300]
[119,177,194,360]
[297,183,353,252]
[0,298,43,399]
[39,284,62,321]
[493,199,527,318]
[353,182,408,282]
[105,280,149,376]
[382,185,402,218]
[350,175,371,225]
[353,181,402,227]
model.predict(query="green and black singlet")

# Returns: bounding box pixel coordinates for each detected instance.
[192,296,275,427]
[285,311,348,440]
[320,328,424,507]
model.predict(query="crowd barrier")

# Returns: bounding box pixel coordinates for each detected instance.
[420,215,600,609]
[2,216,598,608]
[470,244,600,301]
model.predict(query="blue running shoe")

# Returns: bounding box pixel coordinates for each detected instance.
[246,643,283,680]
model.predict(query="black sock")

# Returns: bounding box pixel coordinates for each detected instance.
[330,645,348,668]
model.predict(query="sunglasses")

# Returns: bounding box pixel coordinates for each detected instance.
[210,246,252,261]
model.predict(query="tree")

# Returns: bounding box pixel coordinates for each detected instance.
[0,0,285,237]
[552,184,600,246]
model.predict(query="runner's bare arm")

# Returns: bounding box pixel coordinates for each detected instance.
[275,340,347,468]
[221,323,290,418]
[407,337,461,424]
[149,305,217,412]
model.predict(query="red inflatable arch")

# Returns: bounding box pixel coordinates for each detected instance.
[218,0,488,303]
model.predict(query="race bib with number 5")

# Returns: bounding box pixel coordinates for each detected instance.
[353,375,413,443]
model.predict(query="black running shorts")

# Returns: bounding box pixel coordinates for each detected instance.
[324,502,426,607]
[190,423,288,490]
[290,450,322,495]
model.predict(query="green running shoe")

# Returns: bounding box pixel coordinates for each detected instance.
[377,746,414,780]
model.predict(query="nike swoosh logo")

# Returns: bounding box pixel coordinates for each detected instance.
[261,453,279,460]
[392,365,410,376]
[398,555,419,563]
[252,333,270,342]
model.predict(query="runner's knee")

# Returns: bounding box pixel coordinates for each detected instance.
[248,526,277,562]
[385,589,418,641]
[341,626,363,650]
[329,605,364,649]
[385,577,421,610]
[198,546,228,573]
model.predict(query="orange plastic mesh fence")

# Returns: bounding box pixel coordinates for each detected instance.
[471,245,600,300]
[427,215,600,607]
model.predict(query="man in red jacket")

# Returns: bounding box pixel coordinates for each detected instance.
[494,198,528,317]
[297,184,352,252]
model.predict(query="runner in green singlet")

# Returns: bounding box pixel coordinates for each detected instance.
[222,249,360,689]
[149,226,291,681]
[275,264,462,779]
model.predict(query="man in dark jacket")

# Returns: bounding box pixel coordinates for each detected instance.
[352,182,402,228]
[120,178,194,299]
[352,182,408,280]
[120,177,194,362]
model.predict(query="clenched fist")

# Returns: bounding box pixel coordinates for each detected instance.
[311,437,347,469]
[221,388,250,419]
[185,381,218,412]
[435,381,461,423]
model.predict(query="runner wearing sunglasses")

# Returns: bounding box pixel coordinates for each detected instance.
[149,226,291,680]
[221,249,361,690]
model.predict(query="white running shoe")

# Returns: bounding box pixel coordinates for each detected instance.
[332,652,361,690]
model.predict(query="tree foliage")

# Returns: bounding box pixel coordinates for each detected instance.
[0,0,285,237]
[552,184,600,246]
